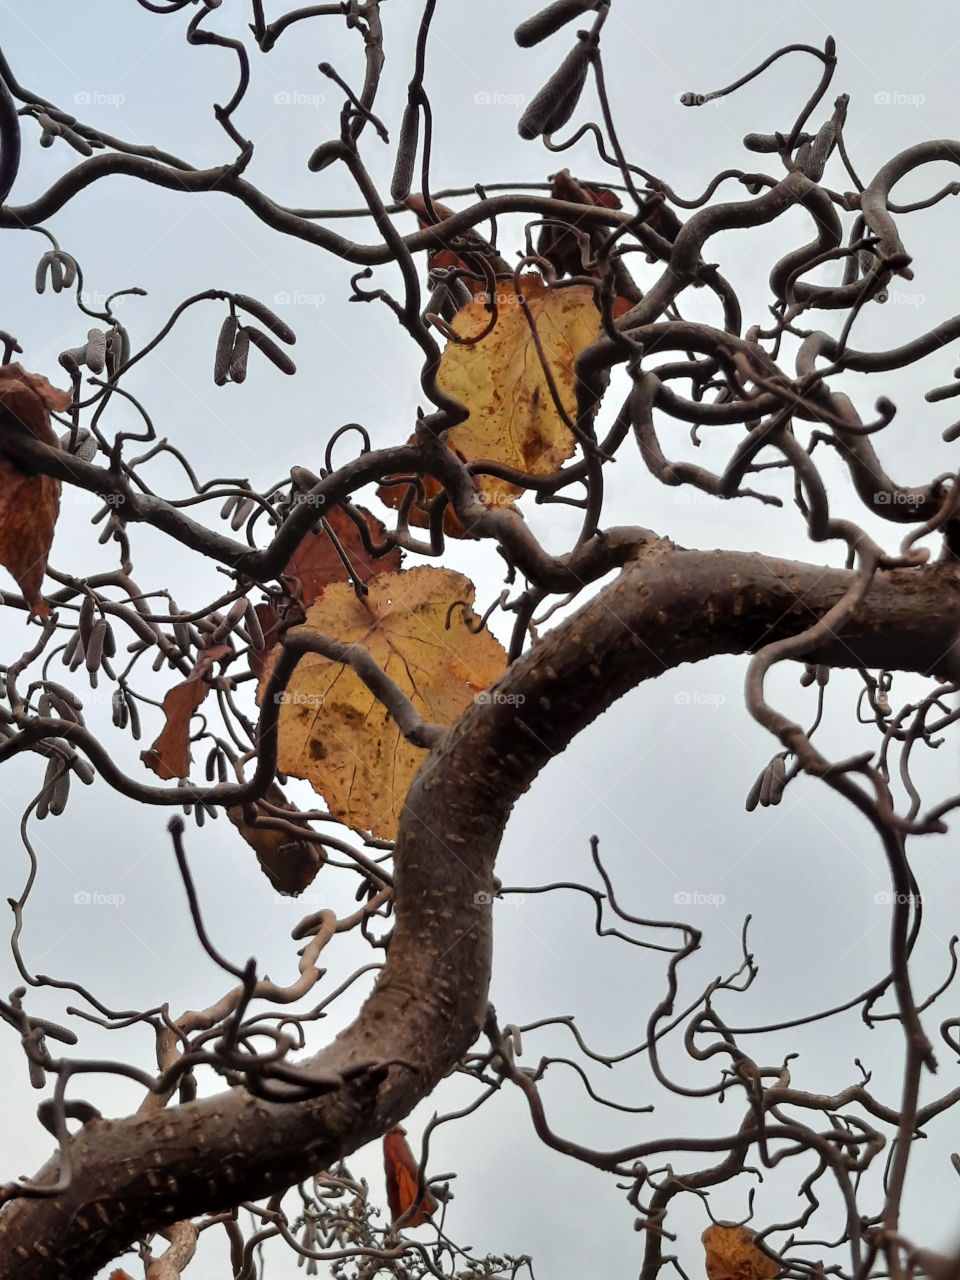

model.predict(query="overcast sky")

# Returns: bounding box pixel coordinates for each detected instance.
[2,2,960,1278]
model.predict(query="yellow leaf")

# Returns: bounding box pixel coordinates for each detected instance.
[702,1225,780,1280]
[438,274,600,506]
[267,567,506,838]
[379,275,600,523]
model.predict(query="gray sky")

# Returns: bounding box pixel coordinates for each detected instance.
[2,2,960,1277]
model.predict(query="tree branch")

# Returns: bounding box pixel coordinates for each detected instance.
[2,546,959,1277]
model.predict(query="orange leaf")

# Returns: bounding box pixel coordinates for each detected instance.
[702,1224,780,1280]
[376,439,475,539]
[0,364,71,614]
[285,504,402,605]
[250,505,401,675]
[383,1125,438,1227]
[407,195,511,296]
[141,644,231,781]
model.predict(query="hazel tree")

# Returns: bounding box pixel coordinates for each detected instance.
[0,4,960,1279]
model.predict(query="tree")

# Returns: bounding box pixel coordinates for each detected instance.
[0,3,959,1278]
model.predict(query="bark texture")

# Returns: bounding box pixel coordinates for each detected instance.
[1,545,958,1278]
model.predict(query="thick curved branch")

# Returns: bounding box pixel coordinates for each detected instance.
[2,546,959,1277]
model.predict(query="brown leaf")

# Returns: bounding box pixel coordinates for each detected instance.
[141,644,231,781]
[227,782,323,896]
[0,364,71,614]
[406,194,512,295]
[702,1224,780,1280]
[383,1124,438,1227]
[376,439,476,539]
[537,169,623,278]
[249,505,401,675]
[284,504,401,605]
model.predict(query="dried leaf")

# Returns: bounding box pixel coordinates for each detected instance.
[380,274,601,521]
[406,195,512,296]
[285,505,402,605]
[265,568,506,838]
[702,1225,780,1280]
[0,364,71,614]
[384,1125,438,1227]
[249,505,402,676]
[141,645,231,781]
[227,782,323,896]
[537,168,622,278]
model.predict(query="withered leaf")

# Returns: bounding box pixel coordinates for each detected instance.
[264,567,506,839]
[384,1125,438,1227]
[0,364,71,614]
[227,782,323,896]
[141,644,231,781]
[250,505,401,676]
[702,1224,780,1280]
[378,274,601,524]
